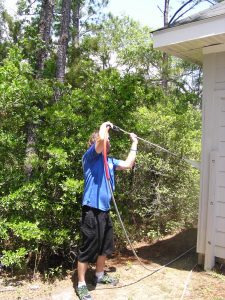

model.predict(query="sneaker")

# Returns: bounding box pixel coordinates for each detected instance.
[76,285,92,300]
[94,272,119,286]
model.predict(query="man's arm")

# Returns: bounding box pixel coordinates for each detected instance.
[95,121,113,154]
[116,133,138,170]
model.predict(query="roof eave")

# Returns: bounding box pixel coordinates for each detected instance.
[152,15,225,65]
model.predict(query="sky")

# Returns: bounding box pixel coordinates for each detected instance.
[4,0,211,30]
[103,0,211,29]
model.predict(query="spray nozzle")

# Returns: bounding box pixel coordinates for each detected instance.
[112,125,121,132]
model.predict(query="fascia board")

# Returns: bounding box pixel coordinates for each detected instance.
[153,15,225,49]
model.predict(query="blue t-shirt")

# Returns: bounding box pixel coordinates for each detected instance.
[82,144,122,211]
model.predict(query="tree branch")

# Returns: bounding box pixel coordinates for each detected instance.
[169,0,198,24]
[205,0,216,5]
[157,5,164,14]
[171,2,201,24]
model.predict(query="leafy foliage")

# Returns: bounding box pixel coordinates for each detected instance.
[0,2,203,274]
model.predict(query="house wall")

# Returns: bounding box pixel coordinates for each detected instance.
[197,49,225,269]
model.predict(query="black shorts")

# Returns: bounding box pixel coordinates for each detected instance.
[78,206,114,263]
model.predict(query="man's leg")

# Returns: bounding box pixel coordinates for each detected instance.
[76,261,92,300]
[96,255,106,272]
[78,261,88,283]
[94,214,118,286]
[94,255,118,286]
[95,255,106,283]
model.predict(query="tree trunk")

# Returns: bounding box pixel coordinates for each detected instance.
[72,0,81,48]
[162,0,170,91]
[24,0,54,180]
[56,0,72,85]
[36,0,55,76]
[24,123,37,180]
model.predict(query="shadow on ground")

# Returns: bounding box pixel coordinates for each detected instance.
[109,228,198,270]
[71,228,225,295]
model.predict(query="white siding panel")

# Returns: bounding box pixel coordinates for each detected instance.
[217,172,225,187]
[221,99,225,112]
[216,217,225,232]
[219,141,225,153]
[219,126,225,141]
[215,231,225,247]
[216,201,225,217]
[215,68,225,83]
[215,82,225,90]
[217,157,225,171]
[216,55,225,68]
[214,246,225,259]
[219,112,225,126]
[218,142,225,157]
[217,187,225,203]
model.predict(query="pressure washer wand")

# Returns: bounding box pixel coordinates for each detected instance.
[112,125,200,170]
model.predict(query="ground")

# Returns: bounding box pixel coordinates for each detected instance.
[1,228,225,300]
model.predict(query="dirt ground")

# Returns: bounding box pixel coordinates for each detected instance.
[1,228,225,300]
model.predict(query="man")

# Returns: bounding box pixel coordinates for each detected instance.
[76,121,138,300]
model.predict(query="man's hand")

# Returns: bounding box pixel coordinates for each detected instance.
[103,121,113,128]
[95,121,113,154]
[129,133,138,144]
[99,121,113,139]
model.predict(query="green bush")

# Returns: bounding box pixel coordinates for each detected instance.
[0,45,201,274]
[1,248,28,271]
